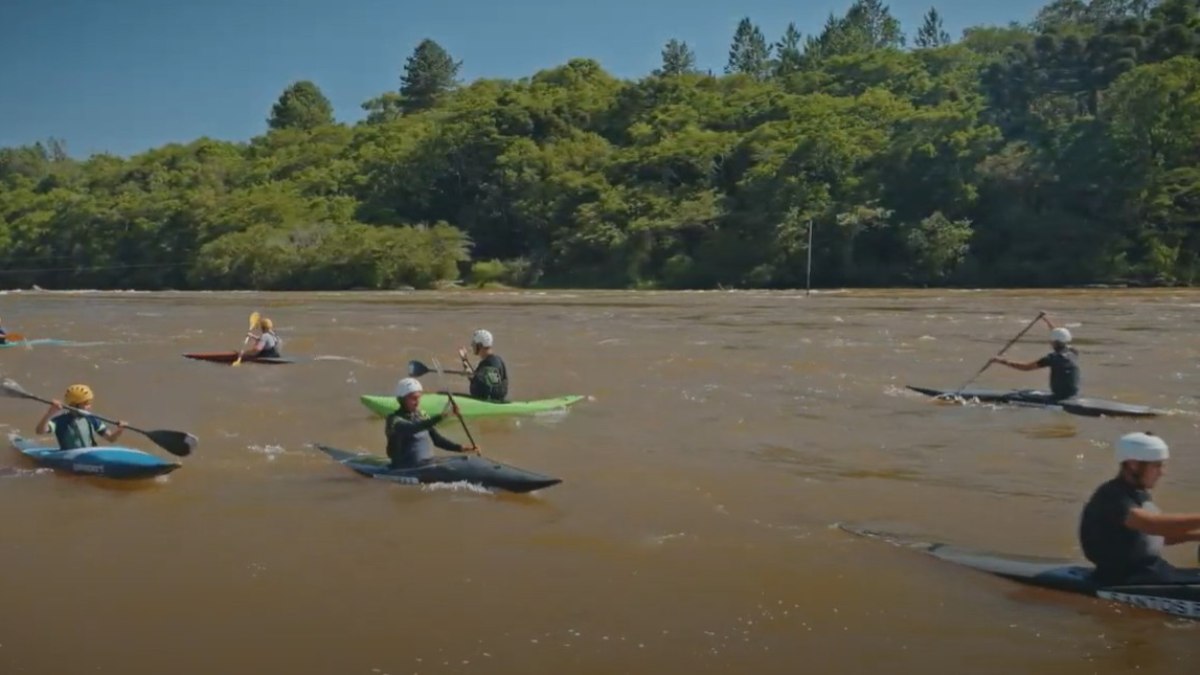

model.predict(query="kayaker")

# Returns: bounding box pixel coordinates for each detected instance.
[988,323,1079,400]
[33,384,127,450]
[243,317,282,358]
[458,329,508,401]
[1079,432,1200,585]
[0,315,7,344]
[386,377,479,469]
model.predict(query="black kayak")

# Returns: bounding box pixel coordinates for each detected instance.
[907,385,1160,418]
[842,526,1200,620]
[315,444,561,494]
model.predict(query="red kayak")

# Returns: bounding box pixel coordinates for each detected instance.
[182,352,294,365]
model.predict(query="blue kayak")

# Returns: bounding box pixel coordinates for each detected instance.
[10,435,181,479]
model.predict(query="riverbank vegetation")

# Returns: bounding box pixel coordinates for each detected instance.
[2,0,1198,289]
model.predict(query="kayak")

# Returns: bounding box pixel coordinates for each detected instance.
[183,351,294,365]
[316,444,561,493]
[907,385,1160,418]
[10,435,181,480]
[0,339,71,349]
[842,526,1200,620]
[359,392,586,419]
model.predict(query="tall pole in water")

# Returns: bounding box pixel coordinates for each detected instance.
[805,219,813,296]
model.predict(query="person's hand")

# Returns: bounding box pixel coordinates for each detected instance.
[989,357,1003,366]
[49,399,63,413]
[117,420,127,429]
[462,444,480,455]
[458,346,469,361]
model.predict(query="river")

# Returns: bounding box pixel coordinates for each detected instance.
[0,288,1197,674]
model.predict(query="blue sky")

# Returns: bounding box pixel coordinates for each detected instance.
[1,0,1048,157]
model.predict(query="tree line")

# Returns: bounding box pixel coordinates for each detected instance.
[2,0,1198,290]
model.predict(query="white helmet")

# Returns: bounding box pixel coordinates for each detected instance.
[471,329,493,348]
[394,377,423,398]
[1115,432,1169,463]
[1050,327,1072,343]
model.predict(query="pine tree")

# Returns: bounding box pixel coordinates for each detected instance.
[775,22,804,76]
[400,39,462,113]
[267,81,335,131]
[726,17,772,79]
[656,39,698,76]
[915,7,952,48]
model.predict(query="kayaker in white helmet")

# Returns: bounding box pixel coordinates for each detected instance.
[457,329,509,402]
[1079,432,1200,584]
[988,316,1080,400]
[385,377,478,469]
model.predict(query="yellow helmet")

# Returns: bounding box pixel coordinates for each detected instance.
[64,384,93,406]
[259,317,274,331]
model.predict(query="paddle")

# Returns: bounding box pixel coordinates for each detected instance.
[407,359,469,378]
[429,358,479,454]
[951,311,1047,396]
[0,378,197,457]
[232,311,260,367]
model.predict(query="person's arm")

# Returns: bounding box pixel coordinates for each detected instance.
[990,356,1044,371]
[1125,508,1200,539]
[35,402,61,434]
[242,335,266,357]
[457,347,476,376]
[101,418,126,442]
[429,426,476,453]
[387,413,448,436]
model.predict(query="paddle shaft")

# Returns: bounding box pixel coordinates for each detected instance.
[233,312,260,366]
[954,311,1047,394]
[443,392,478,449]
[11,388,145,435]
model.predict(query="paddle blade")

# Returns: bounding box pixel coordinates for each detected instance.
[143,429,197,457]
[0,378,35,401]
[407,360,431,377]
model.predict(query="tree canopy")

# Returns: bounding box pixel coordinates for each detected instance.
[3,0,1200,290]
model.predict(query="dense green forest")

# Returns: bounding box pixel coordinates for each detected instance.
[2,0,1199,290]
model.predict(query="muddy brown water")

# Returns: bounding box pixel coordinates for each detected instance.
[0,289,1197,674]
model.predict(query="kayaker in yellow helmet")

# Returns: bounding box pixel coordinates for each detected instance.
[457,329,508,402]
[243,316,282,358]
[34,384,126,450]
[386,377,479,468]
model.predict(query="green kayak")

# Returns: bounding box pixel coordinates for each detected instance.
[359,392,586,419]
